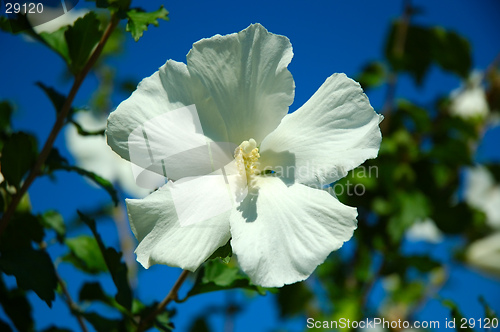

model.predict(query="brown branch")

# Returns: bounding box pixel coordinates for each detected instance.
[56,271,89,332]
[137,270,190,332]
[0,15,120,237]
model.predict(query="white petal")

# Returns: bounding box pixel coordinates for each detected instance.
[186,23,295,145]
[465,166,500,229]
[229,176,357,287]
[127,181,231,271]
[106,60,227,165]
[450,72,489,119]
[466,232,500,276]
[259,73,383,187]
[406,218,443,244]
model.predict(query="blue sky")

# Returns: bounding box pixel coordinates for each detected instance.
[1,0,500,331]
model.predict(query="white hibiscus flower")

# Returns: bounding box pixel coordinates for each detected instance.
[65,111,149,198]
[466,232,500,277]
[464,165,500,229]
[406,218,443,244]
[450,72,489,119]
[106,24,383,287]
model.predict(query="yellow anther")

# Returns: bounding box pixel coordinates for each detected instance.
[235,138,260,183]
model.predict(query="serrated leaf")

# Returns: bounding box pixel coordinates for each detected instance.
[126,6,169,42]
[39,28,71,65]
[0,249,57,307]
[78,212,132,310]
[186,259,268,298]
[63,236,108,274]
[0,132,38,188]
[65,12,103,75]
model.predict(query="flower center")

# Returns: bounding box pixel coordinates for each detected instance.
[235,138,260,184]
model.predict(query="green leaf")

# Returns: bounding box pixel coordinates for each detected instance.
[39,28,71,65]
[44,148,118,206]
[0,132,38,188]
[188,317,211,332]
[133,301,174,331]
[0,319,13,332]
[36,82,69,115]
[79,282,116,308]
[65,12,103,75]
[0,276,33,332]
[385,22,433,85]
[276,282,313,318]
[441,298,470,330]
[397,100,432,133]
[79,212,132,310]
[80,312,122,332]
[0,213,44,251]
[207,241,232,263]
[430,27,471,79]
[382,255,440,275]
[86,0,132,11]
[356,61,386,90]
[0,249,57,306]
[479,296,498,320]
[385,23,472,84]
[41,327,73,332]
[126,6,169,42]
[40,211,66,242]
[0,14,32,34]
[63,236,108,274]
[387,190,430,242]
[69,118,106,136]
[186,259,267,298]
[0,100,14,133]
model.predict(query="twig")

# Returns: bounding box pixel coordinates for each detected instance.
[137,270,190,332]
[0,15,120,237]
[380,0,413,133]
[56,271,89,332]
